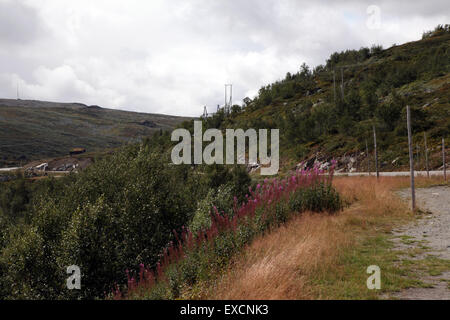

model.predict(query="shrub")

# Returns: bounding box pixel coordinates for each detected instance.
[0,144,200,299]
[190,183,235,234]
[203,164,251,202]
[289,182,342,213]
[120,165,342,300]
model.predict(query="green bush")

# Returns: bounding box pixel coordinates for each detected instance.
[289,182,342,214]
[190,183,234,234]
[125,176,343,300]
[0,144,200,299]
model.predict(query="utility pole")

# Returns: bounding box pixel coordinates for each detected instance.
[340,68,344,99]
[230,85,232,112]
[224,85,227,113]
[333,69,336,105]
[17,82,20,100]
[366,139,370,176]
[424,132,429,178]
[407,106,415,211]
[443,137,447,181]
[373,125,379,180]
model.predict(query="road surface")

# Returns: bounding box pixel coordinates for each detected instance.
[334,170,446,177]
[0,167,22,172]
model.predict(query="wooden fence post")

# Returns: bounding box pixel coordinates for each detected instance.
[407,106,415,211]
[443,137,447,181]
[366,139,370,176]
[373,125,379,180]
[424,132,429,178]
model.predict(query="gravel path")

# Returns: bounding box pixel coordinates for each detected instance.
[391,186,450,300]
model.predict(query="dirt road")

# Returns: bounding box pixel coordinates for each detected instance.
[391,186,450,300]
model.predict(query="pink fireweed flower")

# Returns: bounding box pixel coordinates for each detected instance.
[116,167,337,299]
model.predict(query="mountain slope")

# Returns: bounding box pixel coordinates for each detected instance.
[0,99,191,165]
[204,25,450,172]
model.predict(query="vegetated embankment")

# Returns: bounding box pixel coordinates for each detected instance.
[116,167,342,299]
[206,176,448,299]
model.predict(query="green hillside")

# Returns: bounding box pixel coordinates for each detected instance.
[200,25,450,172]
[0,99,191,166]
[0,25,449,301]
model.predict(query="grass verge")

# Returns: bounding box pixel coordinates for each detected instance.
[199,176,448,299]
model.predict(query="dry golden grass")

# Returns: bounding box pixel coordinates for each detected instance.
[206,176,447,300]
[209,212,349,299]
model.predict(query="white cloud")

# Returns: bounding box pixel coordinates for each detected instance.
[0,0,447,116]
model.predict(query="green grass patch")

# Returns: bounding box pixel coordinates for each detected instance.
[402,255,450,277]
[308,234,433,299]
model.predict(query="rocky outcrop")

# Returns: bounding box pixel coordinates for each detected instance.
[296,152,368,173]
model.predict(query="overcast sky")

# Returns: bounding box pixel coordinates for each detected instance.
[0,0,448,116]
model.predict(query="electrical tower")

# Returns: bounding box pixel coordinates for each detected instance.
[202,105,208,118]
[224,84,232,115]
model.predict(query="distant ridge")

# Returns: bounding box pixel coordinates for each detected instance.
[0,98,192,165]
[0,98,185,116]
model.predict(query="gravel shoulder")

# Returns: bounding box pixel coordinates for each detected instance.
[389,186,450,300]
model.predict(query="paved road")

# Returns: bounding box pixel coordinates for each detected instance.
[334,170,446,177]
[1,167,447,177]
[0,167,22,172]
[0,168,70,174]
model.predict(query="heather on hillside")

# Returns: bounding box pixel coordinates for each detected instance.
[116,164,341,300]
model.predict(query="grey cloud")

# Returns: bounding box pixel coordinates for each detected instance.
[0,0,44,46]
[0,0,447,116]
